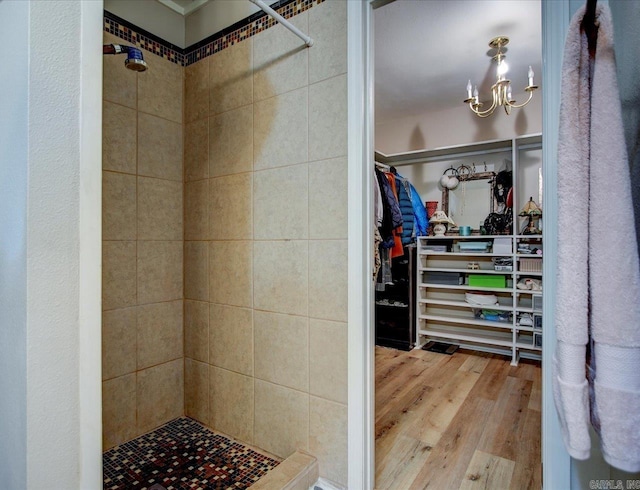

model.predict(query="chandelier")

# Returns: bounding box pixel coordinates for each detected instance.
[464,36,538,118]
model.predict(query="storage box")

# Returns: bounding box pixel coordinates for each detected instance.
[493,237,512,254]
[468,274,506,288]
[424,272,463,285]
[520,257,542,272]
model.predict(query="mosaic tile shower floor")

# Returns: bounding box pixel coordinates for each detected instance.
[103,417,281,490]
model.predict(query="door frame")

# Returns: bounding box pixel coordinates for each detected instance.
[346,1,572,488]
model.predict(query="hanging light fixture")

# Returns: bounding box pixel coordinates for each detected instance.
[464,36,538,118]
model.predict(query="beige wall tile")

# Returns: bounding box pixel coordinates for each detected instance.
[102,101,136,174]
[102,374,136,450]
[254,164,308,240]
[254,380,309,458]
[185,119,209,182]
[185,180,209,240]
[253,13,308,101]
[137,300,183,370]
[102,307,137,381]
[185,58,209,123]
[209,173,252,240]
[103,33,137,109]
[308,240,347,322]
[209,366,253,443]
[137,177,183,240]
[137,113,183,181]
[185,358,209,424]
[185,241,209,301]
[209,240,252,308]
[254,87,308,171]
[185,300,209,363]
[309,157,347,239]
[137,240,183,304]
[209,304,253,376]
[309,74,347,162]
[254,311,308,392]
[138,51,183,123]
[103,171,136,241]
[137,359,184,434]
[253,241,308,316]
[309,396,347,486]
[209,106,253,177]
[209,39,253,115]
[308,0,347,84]
[103,240,137,310]
[309,319,347,404]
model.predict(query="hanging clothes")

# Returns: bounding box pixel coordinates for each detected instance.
[395,174,416,245]
[553,2,640,472]
[375,168,402,248]
[384,171,405,258]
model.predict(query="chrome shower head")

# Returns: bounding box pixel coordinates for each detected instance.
[103,44,148,72]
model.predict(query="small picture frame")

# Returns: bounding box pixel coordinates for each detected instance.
[533,314,542,330]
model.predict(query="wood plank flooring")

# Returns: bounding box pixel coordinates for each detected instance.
[375,346,541,490]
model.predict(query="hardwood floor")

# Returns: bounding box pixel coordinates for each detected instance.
[375,346,541,490]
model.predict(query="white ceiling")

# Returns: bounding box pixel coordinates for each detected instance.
[374,0,542,122]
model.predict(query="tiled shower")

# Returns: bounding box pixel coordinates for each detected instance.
[101,0,348,485]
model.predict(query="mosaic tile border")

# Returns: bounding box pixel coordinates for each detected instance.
[103,417,280,490]
[103,0,324,68]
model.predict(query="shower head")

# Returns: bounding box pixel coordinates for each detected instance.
[103,44,148,72]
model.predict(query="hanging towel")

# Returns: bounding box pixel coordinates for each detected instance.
[554,3,640,472]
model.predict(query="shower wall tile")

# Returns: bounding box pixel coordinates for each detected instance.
[209,367,254,443]
[185,118,209,182]
[185,300,209,363]
[309,74,347,162]
[102,307,137,381]
[253,164,308,240]
[209,304,253,376]
[103,240,137,311]
[185,58,209,123]
[103,171,136,241]
[209,106,253,177]
[209,39,253,115]
[309,157,347,239]
[184,241,209,301]
[253,241,308,316]
[209,240,252,308]
[103,32,137,109]
[309,240,347,322]
[254,311,309,392]
[138,50,183,124]
[254,380,309,459]
[185,180,210,240]
[253,13,308,102]
[253,87,308,171]
[185,358,209,424]
[137,177,183,240]
[137,240,183,305]
[209,173,252,240]
[309,396,347,486]
[137,300,183,370]
[103,374,137,450]
[137,113,183,182]
[308,0,347,84]
[309,319,347,404]
[137,359,184,434]
[102,101,136,174]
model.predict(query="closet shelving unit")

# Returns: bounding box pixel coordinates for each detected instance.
[377,134,542,365]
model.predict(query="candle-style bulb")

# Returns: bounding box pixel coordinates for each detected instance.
[528,65,534,86]
[473,86,479,98]
[467,80,472,98]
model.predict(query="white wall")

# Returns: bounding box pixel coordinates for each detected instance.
[0,1,29,487]
[185,0,261,47]
[0,1,103,488]
[375,92,542,154]
[105,0,186,47]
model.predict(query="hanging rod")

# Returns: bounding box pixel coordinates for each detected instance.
[249,0,314,47]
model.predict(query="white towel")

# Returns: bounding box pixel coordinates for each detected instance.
[554,3,640,472]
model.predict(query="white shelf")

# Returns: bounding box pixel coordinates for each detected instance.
[420,252,510,257]
[417,235,508,240]
[420,283,512,293]
[418,328,513,348]
[418,313,513,330]
[419,298,513,311]
[420,267,511,275]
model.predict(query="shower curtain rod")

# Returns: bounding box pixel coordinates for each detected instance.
[249,0,314,47]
